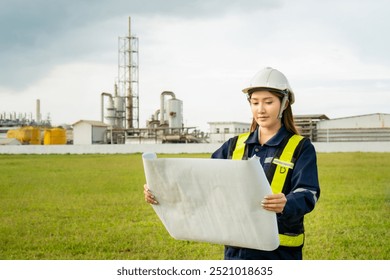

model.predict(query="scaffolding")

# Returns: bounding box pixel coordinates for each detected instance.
[118,17,139,130]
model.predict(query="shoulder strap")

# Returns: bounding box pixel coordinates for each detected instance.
[265,136,291,183]
[270,134,305,194]
[227,136,238,159]
[229,132,250,160]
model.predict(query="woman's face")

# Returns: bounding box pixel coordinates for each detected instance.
[249,90,282,130]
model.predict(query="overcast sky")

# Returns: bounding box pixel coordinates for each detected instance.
[1,0,389,131]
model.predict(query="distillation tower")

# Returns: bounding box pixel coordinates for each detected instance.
[118,17,139,130]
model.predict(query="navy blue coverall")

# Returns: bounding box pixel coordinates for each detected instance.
[211,125,320,260]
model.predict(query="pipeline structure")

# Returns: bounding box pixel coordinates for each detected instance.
[100,18,208,144]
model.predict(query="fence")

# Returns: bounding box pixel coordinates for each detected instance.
[1,142,390,154]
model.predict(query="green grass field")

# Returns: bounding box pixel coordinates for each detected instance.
[0,153,389,260]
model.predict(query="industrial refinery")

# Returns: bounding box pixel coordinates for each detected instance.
[94,17,205,144]
[97,17,208,144]
[101,87,207,144]
[0,99,69,145]
[1,17,209,145]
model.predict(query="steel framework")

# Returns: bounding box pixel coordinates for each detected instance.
[118,17,139,129]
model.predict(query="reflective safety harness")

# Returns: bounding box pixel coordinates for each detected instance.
[229,132,305,247]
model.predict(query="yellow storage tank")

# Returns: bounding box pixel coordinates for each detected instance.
[18,127,31,143]
[44,128,67,145]
[7,126,41,145]
[6,129,19,140]
[28,126,41,145]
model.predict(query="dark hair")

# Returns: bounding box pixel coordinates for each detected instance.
[248,91,300,135]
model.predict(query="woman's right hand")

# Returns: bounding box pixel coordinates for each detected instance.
[144,184,158,204]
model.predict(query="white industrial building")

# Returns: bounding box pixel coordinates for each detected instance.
[73,120,108,145]
[315,113,390,142]
[208,122,251,143]
[208,113,390,144]
[317,113,389,129]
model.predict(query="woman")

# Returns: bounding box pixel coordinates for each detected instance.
[144,67,320,260]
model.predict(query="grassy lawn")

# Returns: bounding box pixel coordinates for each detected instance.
[0,153,389,259]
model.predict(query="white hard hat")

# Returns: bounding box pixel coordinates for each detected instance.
[242,67,295,104]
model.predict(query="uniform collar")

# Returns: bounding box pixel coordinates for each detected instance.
[245,125,291,146]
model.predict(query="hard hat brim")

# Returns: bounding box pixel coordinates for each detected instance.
[242,87,295,104]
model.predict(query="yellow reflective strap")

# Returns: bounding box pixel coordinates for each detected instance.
[271,134,304,194]
[232,132,250,160]
[279,233,305,247]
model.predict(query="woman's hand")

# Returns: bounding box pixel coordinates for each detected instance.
[261,193,286,213]
[144,184,158,204]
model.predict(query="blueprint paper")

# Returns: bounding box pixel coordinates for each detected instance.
[142,152,279,251]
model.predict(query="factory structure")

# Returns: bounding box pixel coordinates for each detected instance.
[306,113,390,142]
[96,18,208,144]
[1,17,389,146]
[99,87,207,144]
[0,99,69,145]
[1,18,208,146]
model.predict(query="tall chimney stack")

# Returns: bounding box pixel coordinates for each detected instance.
[36,99,41,123]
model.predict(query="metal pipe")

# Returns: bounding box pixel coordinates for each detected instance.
[126,16,133,129]
[154,109,160,121]
[36,99,41,123]
[160,91,176,125]
[101,92,113,123]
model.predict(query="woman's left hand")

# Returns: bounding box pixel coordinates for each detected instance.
[261,193,286,213]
